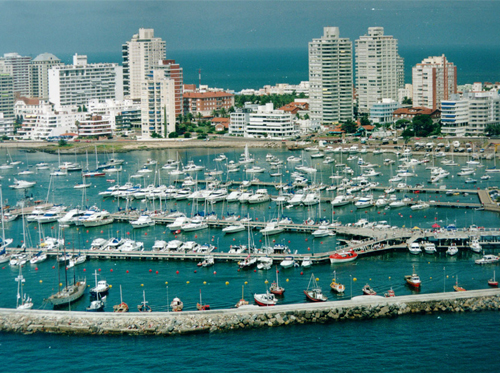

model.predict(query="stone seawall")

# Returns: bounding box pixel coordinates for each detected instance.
[1,289,500,336]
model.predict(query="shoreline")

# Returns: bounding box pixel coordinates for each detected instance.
[1,288,499,336]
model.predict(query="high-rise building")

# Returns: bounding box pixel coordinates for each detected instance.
[155,60,183,117]
[48,54,123,110]
[122,28,166,100]
[355,27,404,114]
[30,53,62,99]
[412,55,457,110]
[0,53,32,96]
[309,27,353,127]
[0,74,15,121]
[140,69,176,138]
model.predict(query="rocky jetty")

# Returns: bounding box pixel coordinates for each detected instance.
[1,289,499,336]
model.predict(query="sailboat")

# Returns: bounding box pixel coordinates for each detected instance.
[0,185,13,263]
[86,271,105,312]
[113,285,129,312]
[238,144,255,164]
[82,146,105,177]
[269,266,285,295]
[304,273,328,302]
[330,270,345,293]
[488,271,498,287]
[46,262,86,307]
[197,289,210,310]
[137,290,152,312]
[486,148,500,173]
[453,275,466,292]
[15,265,33,309]
[235,285,249,308]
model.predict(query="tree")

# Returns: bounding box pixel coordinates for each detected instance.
[360,115,371,126]
[219,108,227,118]
[168,132,178,138]
[396,119,411,129]
[211,109,219,118]
[485,123,500,136]
[196,112,203,125]
[151,132,162,138]
[402,97,412,105]
[184,132,191,138]
[304,113,310,120]
[58,139,68,147]
[176,114,184,124]
[401,114,436,138]
[186,113,194,123]
[341,120,358,134]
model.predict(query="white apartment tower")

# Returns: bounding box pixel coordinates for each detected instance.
[48,54,123,110]
[140,69,176,138]
[30,53,62,99]
[122,28,166,100]
[355,27,404,114]
[412,55,457,110]
[309,27,353,126]
[0,53,32,96]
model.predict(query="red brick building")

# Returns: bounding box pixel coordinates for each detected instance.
[157,60,183,117]
[393,107,441,122]
[183,91,234,117]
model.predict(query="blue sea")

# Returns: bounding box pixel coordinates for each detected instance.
[54,45,500,92]
[0,147,500,372]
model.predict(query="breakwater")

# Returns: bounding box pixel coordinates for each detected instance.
[2,289,500,336]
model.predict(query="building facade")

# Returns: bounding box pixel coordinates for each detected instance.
[48,54,123,110]
[355,27,404,114]
[155,60,183,117]
[369,98,400,124]
[0,74,14,122]
[77,115,112,138]
[183,91,234,117]
[30,53,62,99]
[412,55,457,110]
[0,53,31,96]
[309,27,353,127]
[440,95,469,136]
[140,69,176,138]
[122,28,166,100]
[87,98,141,134]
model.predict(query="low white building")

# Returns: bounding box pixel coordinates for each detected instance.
[229,103,297,139]
[369,98,400,124]
[0,113,13,137]
[78,115,112,138]
[87,99,141,133]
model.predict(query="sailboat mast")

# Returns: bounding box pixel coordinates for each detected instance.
[0,184,5,242]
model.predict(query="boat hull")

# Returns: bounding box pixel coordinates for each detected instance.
[47,280,86,306]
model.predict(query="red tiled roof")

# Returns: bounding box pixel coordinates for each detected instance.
[17,97,40,106]
[393,107,440,116]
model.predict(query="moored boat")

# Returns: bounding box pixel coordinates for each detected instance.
[362,284,376,295]
[330,271,345,294]
[404,266,421,288]
[329,249,358,263]
[303,273,327,302]
[254,290,277,306]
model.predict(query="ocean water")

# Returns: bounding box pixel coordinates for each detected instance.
[55,45,500,92]
[0,146,500,372]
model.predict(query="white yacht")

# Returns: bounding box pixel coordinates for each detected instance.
[181,218,208,232]
[130,215,155,229]
[408,242,422,255]
[331,195,351,207]
[259,220,284,236]
[247,189,270,204]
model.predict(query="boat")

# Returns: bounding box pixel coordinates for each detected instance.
[422,242,437,254]
[301,256,312,268]
[254,290,277,306]
[408,242,422,255]
[384,288,396,298]
[312,225,334,238]
[269,267,285,295]
[488,271,498,287]
[9,179,36,189]
[90,270,110,297]
[259,220,284,236]
[303,273,327,302]
[330,271,345,294]
[170,297,184,312]
[46,275,86,307]
[235,285,249,308]
[86,298,105,312]
[15,265,33,309]
[446,243,459,256]
[196,290,210,311]
[470,238,482,253]
[280,256,295,268]
[362,284,377,295]
[137,290,152,312]
[410,202,430,211]
[181,217,208,232]
[200,255,215,267]
[81,210,114,227]
[222,223,246,234]
[256,256,273,270]
[113,285,129,313]
[130,215,155,229]
[30,250,47,264]
[453,276,466,292]
[239,254,257,269]
[475,254,500,265]
[404,266,421,288]
[329,249,358,264]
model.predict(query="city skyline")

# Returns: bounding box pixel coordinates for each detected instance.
[1,1,499,55]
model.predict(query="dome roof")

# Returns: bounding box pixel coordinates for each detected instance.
[33,53,60,62]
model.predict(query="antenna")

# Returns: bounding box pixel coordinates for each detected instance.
[198,68,201,88]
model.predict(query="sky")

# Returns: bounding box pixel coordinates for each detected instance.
[1,0,499,56]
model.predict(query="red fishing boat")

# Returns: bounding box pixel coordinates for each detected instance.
[404,266,421,288]
[488,271,498,287]
[196,289,210,310]
[453,276,466,292]
[329,249,358,264]
[269,267,285,295]
[330,270,345,294]
[304,273,328,302]
[362,284,376,295]
[254,290,277,306]
[384,288,395,297]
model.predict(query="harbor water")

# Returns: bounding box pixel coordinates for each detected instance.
[1,145,499,372]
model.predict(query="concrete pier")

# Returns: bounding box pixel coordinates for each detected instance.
[1,289,499,336]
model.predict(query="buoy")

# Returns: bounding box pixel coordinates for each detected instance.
[315,278,319,282]
[213,271,217,275]
[156,271,159,274]
[83,268,86,272]
[110,269,113,272]
[175,235,177,239]
[265,280,268,284]
[141,284,144,287]
[353,278,357,282]
[35,267,38,271]
[127,232,130,235]
[59,283,63,287]
[233,238,235,241]
[176,270,179,274]
[286,279,289,282]
[254,269,256,273]
[39,280,42,283]
[320,242,323,245]
[109,285,112,288]
[244,281,248,285]
[195,235,198,238]
[225,281,229,285]
[98,268,101,272]
[149,269,152,272]
[277,270,279,274]
[305,238,308,242]
[307,247,310,251]
[389,276,391,279]
[186,281,190,284]
[203,281,206,285]
[369,278,371,281]
[288,240,291,243]
[126,270,129,273]
[237,269,240,272]
[145,232,148,236]
[165,281,168,285]
[300,271,303,275]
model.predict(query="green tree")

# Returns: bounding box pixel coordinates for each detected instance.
[402,97,413,105]
[196,112,203,125]
[58,139,68,147]
[219,108,227,117]
[168,132,179,138]
[184,132,191,138]
[485,123,500,136]
[341,120,358,134]
[150,132,162,138]
[176,114,184,124]
[401,114,436,137]
[360,115,371,126]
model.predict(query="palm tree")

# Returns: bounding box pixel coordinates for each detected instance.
[176,114,184,125]
[196,112,203,125]
[219,108,227,118]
